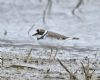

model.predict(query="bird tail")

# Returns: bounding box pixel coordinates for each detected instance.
[72,37,79,40]
[67,37,79,40]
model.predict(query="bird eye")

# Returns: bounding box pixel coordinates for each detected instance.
[37,29,39,32]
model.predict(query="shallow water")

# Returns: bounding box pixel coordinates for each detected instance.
[0,0,100,47]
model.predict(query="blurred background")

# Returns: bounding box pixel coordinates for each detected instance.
[0,0,100,48]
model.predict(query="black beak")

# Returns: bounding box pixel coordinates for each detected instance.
[32,33,38,36]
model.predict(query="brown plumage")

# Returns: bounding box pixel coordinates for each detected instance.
[46,31,69,40]
[32,29,79,40]
[32,28,79,60]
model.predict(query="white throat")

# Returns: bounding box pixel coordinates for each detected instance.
[37,30,48,39]
[41,30,48,38]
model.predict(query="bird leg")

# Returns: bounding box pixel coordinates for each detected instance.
[53,48,58,60]
[24,48,32,63]
[48,48,53,61]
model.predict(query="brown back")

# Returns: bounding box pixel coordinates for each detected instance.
[47,31,69,40]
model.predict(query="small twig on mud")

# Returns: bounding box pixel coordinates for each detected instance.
[10,64,38,70]
[43,0,52,24]
[28,24,35,36]
[72,0,83,14]
[44,75,65,79]
[2,58,3,66]
[57,59,79,80]
[81,62,87,78]
[0,57,4,67]
[24,48,33,63]
[81,58,95,80]
[4,30,7,36]
[72,0,83,20]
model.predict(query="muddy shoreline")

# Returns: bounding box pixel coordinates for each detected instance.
[0,46,100,80]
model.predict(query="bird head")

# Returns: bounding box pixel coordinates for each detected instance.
[32,29,45,36]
